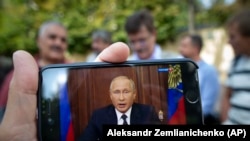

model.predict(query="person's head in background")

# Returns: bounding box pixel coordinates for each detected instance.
[226,9,250,57]
[109,76,136,113]
[125,9,157,60]
[91,30,112,55]
[178,34,203,62]
[36,21,68,67]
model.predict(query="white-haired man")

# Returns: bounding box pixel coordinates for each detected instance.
[0,21,69,122]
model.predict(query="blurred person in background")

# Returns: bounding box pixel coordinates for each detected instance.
[86,29,112,62]
[178,34,220,125]
[0,56,13,87]
[0,56,13,123]
[220,9,250,125]
[35,21,69,67]
[0,20,69,123]
[125,9,178,60]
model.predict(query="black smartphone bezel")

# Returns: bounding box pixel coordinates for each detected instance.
[37,58,203,141]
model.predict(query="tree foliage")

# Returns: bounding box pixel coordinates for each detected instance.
[0,0,248,57]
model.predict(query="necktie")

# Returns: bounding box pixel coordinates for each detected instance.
[121,114,128,125]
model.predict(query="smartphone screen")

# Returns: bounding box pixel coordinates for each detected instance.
[38,59,203,141]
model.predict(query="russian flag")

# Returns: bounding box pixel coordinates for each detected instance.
[167,82,186,124]
[60,83,75,141]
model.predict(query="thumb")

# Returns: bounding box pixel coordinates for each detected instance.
[94,42,130,63]
[0,50,38,140]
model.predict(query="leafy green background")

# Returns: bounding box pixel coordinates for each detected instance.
[0,0,249,58]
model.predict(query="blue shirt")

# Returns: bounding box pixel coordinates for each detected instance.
[197,60,220,116]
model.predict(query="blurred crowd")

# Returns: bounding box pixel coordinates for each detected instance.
[1,8,250,125]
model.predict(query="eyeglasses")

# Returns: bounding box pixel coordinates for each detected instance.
[128,34,152,48]
[47,34,67,43]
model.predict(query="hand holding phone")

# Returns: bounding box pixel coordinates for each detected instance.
[0,42,130,141]
[38,59,203,141]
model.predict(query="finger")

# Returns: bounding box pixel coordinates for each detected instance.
[94,42,130,63]
[1,50,38,139]
[10,50,38,95]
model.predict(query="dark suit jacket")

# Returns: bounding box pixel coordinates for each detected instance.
[77,103,161,141]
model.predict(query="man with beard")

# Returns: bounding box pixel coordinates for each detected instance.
[0,21,69,122]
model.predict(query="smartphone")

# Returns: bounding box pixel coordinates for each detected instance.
[38,58,203,141]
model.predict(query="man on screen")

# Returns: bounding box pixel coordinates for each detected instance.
[78,75,161,141]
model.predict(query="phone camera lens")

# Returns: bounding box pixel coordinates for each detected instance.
[47,118,54,125]
[185,89,199,104]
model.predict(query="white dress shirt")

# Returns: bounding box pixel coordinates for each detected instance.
[115,107,132,125]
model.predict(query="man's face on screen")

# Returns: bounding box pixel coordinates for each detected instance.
[109,76,136,113]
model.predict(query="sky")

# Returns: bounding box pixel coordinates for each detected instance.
[200,0,235,9]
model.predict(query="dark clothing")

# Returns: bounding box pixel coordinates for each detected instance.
[0,56,13,123]
[0,70,13,108]
[0,56,13,87]
[0,70,13,123]
[77,103,161,141]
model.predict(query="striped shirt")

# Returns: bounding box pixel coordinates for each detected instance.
[223,55,250,124]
